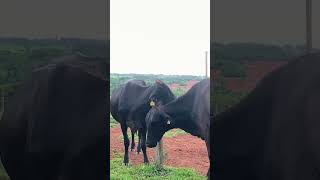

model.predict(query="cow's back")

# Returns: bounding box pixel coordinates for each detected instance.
[214,53,320,180]
[192,79,210,139]
[262,54,320,180]
[110,79,147,124]
[0,55,108,180]
[110,86,123,121]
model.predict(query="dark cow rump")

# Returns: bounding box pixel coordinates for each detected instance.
[0,54,107,180]
[213,53,320,180]
[34,53,107,81]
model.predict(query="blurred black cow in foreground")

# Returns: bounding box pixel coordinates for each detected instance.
[145,79,210,178]
[213,53,320,180]
[110,79,175,165]
[0,54,107,180]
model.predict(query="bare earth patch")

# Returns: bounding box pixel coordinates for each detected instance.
[110,126,209,176]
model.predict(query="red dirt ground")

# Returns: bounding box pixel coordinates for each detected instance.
[110,126,209,176]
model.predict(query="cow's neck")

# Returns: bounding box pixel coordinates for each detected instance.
[164,95,203,139]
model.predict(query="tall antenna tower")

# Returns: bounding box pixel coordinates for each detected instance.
[205,51,208,77]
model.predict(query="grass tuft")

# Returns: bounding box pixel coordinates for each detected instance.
[110,153,206,180]
[0,160,10,180]
[110,114,118,128]
[164,129,187,138]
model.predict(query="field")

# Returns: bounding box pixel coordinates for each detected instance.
[111,153,206,180]
[1,39,307,178]
[110,74,208,179]
[110,124,209,179]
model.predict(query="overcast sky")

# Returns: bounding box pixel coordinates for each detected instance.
[1,0,319,56]
[110,0,210,76]
[0,0,108,39]
[213,0,320,48]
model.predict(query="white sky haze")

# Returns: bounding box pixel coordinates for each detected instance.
[110,0,210,76]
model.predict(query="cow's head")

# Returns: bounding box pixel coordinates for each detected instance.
[148,80,175,107]
[145,107,174,148]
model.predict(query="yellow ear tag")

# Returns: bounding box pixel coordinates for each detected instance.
[150,101,155,107]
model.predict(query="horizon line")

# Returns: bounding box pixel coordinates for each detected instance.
[110,72,209,77]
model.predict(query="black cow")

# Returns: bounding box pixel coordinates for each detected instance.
[213,53,320,180]
[0,54,107,180]
[110,79,175,165]
[111,80,146,154]
[145,78,210,177]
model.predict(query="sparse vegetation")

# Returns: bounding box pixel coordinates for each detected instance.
[164,129,187,138]
[0,159,9,180]
[0,38,107,96]
[110,114,118,128]
[110,153,206,180]
[213,89,247,114]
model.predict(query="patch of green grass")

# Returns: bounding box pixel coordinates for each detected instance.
[0,160,10,180]
[119,131,139,144]
[110,114,118,128]
[172,88,187,97]
[213,88,248,114]
[164,129,188,138]
[110,153,206,180]
[118,129,142,147]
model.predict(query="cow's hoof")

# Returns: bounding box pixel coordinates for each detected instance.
[123,159,129,166]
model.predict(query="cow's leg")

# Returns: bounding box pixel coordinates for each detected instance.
[131,129,135,151]
[137,130,142,154]
[120,123,130,165]
[141,129,149,164]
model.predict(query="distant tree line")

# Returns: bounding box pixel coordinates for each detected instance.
[212,42,305,61]
[211,42,307,78]
[0,37,108,93]
[110,74,205,96]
